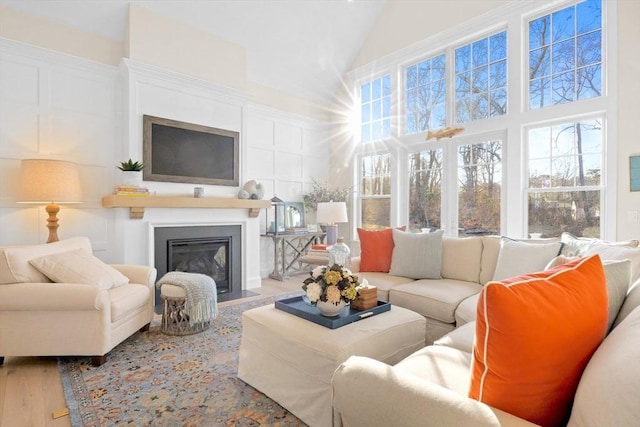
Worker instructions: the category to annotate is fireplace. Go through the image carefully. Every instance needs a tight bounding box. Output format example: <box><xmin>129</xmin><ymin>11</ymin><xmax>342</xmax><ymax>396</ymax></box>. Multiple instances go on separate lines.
<box><xmin>154</xmin><ymin>225</ymin><xmax>242</xmax><ymax>311</ymax></box>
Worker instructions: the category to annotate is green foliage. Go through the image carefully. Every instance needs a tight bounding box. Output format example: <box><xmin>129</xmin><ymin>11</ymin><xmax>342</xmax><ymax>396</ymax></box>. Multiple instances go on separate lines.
<box><xmin>117</xmin><ymin>159</ymin><xmax>144</xmax><ymax>171</ymax></box>
<box><xmin>302</xmin><ymin>179</ymin><xmax>351</xmax><ymax>211</ymax></box>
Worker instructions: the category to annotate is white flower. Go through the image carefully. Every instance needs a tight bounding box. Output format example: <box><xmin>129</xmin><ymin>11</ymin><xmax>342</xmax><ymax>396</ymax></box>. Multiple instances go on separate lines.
<box><xmin>311</xmin><ymin>265</ymin><xmax>325</xmax><ymax>279</ymax></box>
<box><xmin>305</xmin><ymin>282</ymin><xmax>322</xmax><ymax>302</ymax></box>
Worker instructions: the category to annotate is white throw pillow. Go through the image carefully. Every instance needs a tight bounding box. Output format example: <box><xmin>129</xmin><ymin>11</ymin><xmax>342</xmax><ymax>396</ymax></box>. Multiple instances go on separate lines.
<box><xmin>568</xmin><ymin>306</ymin><xmax>640</xmax><ymax>427</ymax></box>
<box><xmin>561</xmin><ymin>232</ymin><xmax>639</xmax><ymax>257</ymax></box>
<box><xmin>29</xmin><ymin>248</ymin><xmax>129</xmax><ymax>290</ymax></box>
<box><xmin>389</xmin><ymin>229</ymin><xmax>444</xmax><ymax>279</ymax></box>
<box><xmin>0</xmin><ymin>236</ymin><xmax>92</xmax><ymax>284</ymax></box>
<box><xmin>584</xmin><ymin>243</ymin><xmax>640</xmax><ymax>283</ymax></box>
<box><xmin>492</xmin><ymin>238</ymin><xmax>563</xmax><ymax>281</ymax></box>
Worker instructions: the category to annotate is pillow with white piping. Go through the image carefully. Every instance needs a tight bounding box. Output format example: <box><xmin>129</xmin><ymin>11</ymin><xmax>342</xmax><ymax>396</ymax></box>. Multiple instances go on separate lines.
<box><xmin>492</xmin><ymin>238</ymin><xmax>563</xmax><ymax>281</ymax></box>
<box><xmin>29</xmin><ymin>248</ymin><xmax>129</xmax><ymax>290</ymax></box>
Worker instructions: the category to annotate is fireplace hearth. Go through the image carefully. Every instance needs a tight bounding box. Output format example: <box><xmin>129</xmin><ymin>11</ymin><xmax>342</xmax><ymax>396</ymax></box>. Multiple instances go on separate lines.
<box><xmin>154</xmin><ymin>225</ymin><xmax>242</xmax><ymax>311</ymax></box>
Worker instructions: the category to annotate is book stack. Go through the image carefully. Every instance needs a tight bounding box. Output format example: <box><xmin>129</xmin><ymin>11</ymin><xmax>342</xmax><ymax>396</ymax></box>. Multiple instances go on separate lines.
<box><xmin>113</xmin><ymin>186</ymin><xmax>150</xmax><ymax>197</ymax></box>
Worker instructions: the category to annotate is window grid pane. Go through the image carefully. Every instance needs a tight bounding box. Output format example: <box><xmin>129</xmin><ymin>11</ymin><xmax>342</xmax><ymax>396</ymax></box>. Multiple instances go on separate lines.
<box><xmin>404</xmin><ymin>54</ymin><xmax>446</xmax><ymax>135</ymax></box>
<box><xmin>409</xmin><ymin>149</ymin><xmax>443</xmax><ymax>231</ymax></box>
<box><xmin>360</xmin><ymin>153</ymin><xmax>391</xmax><ymax>230</ymax></box>
<box><xmin>529</xmin><ymin>0</ymin><xmax>602</xmax><ymax>109</ymax></box>
<box><xmin>361</xmin><ymin>75</ymin><xmax>392</xmax><ymax>143</ymax></box>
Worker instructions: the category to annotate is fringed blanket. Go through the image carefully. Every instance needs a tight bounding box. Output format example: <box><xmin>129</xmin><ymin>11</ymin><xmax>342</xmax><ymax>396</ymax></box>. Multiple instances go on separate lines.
<box><xmin>156</xmin><ymin>272</ymin><xmax>218</xmax><ymax>326</ymax></box>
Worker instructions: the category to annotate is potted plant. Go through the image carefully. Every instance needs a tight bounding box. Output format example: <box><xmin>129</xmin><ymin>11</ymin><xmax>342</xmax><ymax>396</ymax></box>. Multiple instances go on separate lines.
<box><xmin>117</xmin><ymin>159</ymin><xmax>144</xmax><ymax>187</ymax></box>
<box><xmin>302</xmin><ymin>179</ymin><xmax>351</xmax><ymax>211</ymax></box>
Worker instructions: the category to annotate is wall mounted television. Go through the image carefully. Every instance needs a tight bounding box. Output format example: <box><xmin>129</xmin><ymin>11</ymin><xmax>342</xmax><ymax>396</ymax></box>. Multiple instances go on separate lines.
<box><xmin>142</xmin><ymin>115</ymin><xmax>239</xmax><ymax>187</ymax></box>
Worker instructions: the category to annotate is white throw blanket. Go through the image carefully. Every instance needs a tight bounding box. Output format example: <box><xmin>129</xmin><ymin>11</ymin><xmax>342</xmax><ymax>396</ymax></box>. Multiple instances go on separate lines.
<box><xmin>156</xmin><ymin>272</ymin><xmax>218</xmax><ymax>326</ymax></box>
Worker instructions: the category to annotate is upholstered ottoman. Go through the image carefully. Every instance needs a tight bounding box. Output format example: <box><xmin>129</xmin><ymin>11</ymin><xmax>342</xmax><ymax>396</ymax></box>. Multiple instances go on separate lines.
<box><xmin>237</xmin><ymin>304</ymin><xmax>426</xmax><ymax>427</ymax></box>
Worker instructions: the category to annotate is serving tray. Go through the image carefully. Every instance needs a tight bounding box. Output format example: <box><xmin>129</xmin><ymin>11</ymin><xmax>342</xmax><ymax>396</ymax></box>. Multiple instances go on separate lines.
<box><xmin>274</xmin><ymin>296</ymin><xmax>391</xmax><ymax>329</ymax></box>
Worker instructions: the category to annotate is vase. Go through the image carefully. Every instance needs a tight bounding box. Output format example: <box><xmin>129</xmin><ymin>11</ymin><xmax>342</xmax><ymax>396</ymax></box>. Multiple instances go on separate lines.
<box><xmin>316</xmin><ymin>299</ymin><xmax>347</xmax><ymax>317</ymax></box>
<box><xmin>121</xmin><ymin>171</ymin><xmax>142</xmax><ymax>187</ymax></box>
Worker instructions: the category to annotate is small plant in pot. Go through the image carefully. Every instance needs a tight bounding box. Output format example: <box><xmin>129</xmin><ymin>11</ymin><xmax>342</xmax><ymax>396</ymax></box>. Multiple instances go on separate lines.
<box><xmin>117</xmin><ymin>159</ymin><xmax>144</xmax><ymax>187</ymax></box>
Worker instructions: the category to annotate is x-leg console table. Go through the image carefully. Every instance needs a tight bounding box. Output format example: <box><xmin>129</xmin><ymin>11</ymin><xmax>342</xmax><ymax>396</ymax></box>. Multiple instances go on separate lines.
<box><xmin>263</xmin><ymin>232</ymin><xmax>325</xmax><ymax>280</ymax></box>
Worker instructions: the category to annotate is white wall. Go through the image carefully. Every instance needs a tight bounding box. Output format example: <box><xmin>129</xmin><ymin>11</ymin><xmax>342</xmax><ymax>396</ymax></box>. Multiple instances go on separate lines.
<box><xmin>0</xmin><ymin>39</ymin><xmax>331</xmax><ymax>285</ymax></box>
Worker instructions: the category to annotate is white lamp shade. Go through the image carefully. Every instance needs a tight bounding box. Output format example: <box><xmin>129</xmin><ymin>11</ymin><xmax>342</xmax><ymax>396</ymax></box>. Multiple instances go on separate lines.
<box><xmin>18</xmin><ymin>159</ymin><xmax>82</xmax><ymax>203</ymax></box>
<box><xmin>316</xmin><ymin>202</ymin><xmax>348</xmax><ymax>224</ymax></box>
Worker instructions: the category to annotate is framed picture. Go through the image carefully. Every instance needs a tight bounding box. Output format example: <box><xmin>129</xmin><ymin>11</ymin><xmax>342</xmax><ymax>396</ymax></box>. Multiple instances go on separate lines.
<box><xmin>307</xmin><ymin>224</ymin><xmax>319</xmax><ymax>232</ymax></box>
<box><xmin>631</xmin><ymin>155</ymin><xmax>640</xmax><ymax>192</ymax></box>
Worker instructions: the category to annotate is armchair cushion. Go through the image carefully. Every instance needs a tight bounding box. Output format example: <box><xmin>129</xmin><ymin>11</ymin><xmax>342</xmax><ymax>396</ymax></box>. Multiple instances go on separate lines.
<box><xmin>29</xmin><ymin>248</ymin><xmax>129</xmax><ymax>290</ymax></box>
<box><xmin>470</xmin><ymin>255</ymin><xmax>608</xmax><ymax>427</ymax></box>
<box><xmin>0</xmin><ymin>236</ymin><xmax>92</xmax><ymax>284</ymax></box>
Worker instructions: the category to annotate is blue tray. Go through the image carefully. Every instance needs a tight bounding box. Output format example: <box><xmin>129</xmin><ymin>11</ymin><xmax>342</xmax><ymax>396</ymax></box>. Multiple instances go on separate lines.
<box><xmin>274</xmin><ymin>296</ymin><xmax>391</xmax><ymax>329</ymax></box>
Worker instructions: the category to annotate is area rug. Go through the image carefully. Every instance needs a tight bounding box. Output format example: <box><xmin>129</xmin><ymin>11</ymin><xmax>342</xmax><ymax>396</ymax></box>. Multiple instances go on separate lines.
<box><xmin>58</xmin><ymin>293</ymin><xmax>306</xmax><ymax>426</ymax></box>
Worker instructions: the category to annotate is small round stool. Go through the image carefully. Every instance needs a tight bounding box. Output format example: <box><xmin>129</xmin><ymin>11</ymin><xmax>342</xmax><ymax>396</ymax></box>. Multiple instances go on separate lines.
<box><xmin>160</xmin><ymin>284</ymin><xmax>211</xmax><ymax>336</ymax></box>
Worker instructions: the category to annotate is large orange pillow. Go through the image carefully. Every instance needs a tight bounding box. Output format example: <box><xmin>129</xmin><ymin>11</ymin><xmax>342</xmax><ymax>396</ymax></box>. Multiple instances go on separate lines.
<box><xmin>357</xmin><ymin>228</ymin><xmax>401</xmax><ymax>272</ymax></box>
<box><xmin>469</xmin><ymin>255</ymin><xmax>608</xmax><ymax>427</ymax></box>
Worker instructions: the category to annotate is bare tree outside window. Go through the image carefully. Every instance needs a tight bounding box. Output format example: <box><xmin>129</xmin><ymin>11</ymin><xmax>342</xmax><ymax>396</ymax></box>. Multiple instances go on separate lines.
<box><xmin>528</xmin><ymin>119</ymin><xmax>602</xmax><ymax>237</ymax></box>
<box><xmin>529</xmin><ymin>0</ymin><xmax>602</xmax><ymax>109</ymax></box>
<box><xmin>360</xmin><ymin>153</ymin><xmax>391</xmax><ymax>229</ymax></box>
<box><xmin>405</xmin><ymin>54</ymin><xmax>446</xmax><ymax>134</ymax></box>
<box><xmin>409</xmin><ymin>149</ymin><xmax>443</xmax><ymax>231</ymax></box>
<box><xmin>458</xmin><ymin>141</ymin><xmax>502</xmax><ymax>236</ymax></box>
<box><xmin>455</xmin><ymin>31</ymin><xmax>507</xmax><ymax>123</ymax></box>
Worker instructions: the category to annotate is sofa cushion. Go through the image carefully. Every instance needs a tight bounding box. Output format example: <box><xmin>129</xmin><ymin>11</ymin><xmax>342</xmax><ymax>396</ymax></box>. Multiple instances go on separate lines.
<box><xmin>568</xmin><ymin>306</ymin><xmax>640</xmax><ymax>427</ymax></box>
<box><xmin>389</xmin><ymin>229</ymin><xmax>443</xmax><ymax>279</ymax></box>
<box><xmin>0</xmin><ymin>237</ymin><xmax>92</xmax><ymax>284</ymax></box>
<box><xmin>561</xmin><ymin>231</ymin><xmax>639</xmax><ymax>257</ymax></box>
<box><xmin>389</xmin><ymin>279</ymin><xmax>482</xmax><ymax>324</ymax></box>
<box><xmin>441</xmin><ymin>237</ymin><xmax>483</xmax><ymax>283</ymax></box>
<box><xmin>357</xmin><ymin>228</ymin><xmax>395</xmax><ymax>273</ymax></box>
<box><xmin>584</xmin><ymin>243</ymin><xmax>640</xmax><ymax>283</ymax></box>
<box><xmin>492</xmin><ymin>237</ymin><xmax>562</xmax><ymax>281</ymax></box>
<box><xmin>434</xmin><ymin>320</ymin><xmax>476</xmax><ymax>353</ymax></box>
<box><xmin>29</xmin><ymin>248</ymin><xmax>129</xmax><ymax>290</ymax></box>
<box><xmin>469</xmin><ymin>255</ymin><xmax>608</xmax><ymax>427</ymax></box>
<box><xmin>614</xmin><ymin>279</ymin><xmax>640</xmax><ymax>328</ymax></box>
<box><xmin>454</xmin><ymin>293</ymin><xmax>479</xmax><ymax>326</ymax></box>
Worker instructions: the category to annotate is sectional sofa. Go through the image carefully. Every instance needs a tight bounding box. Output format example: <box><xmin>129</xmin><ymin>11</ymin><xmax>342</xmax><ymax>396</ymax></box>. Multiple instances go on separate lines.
<box><xmin>332</xmin><ymin>229</ymin><xmax>640</xmax><ymax>426</ymax></box>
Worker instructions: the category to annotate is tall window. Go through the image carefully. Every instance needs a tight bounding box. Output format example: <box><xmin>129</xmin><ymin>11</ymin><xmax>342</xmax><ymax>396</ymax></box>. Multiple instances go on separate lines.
<box><xmin>527</xmin><ymin>118</ymin><xmax>602</xmax><ymax>237</ymax></box>
<box><xmin>360</xmin><ymin>153</ymin><xmax>391</xmax><ymax>229</ymax></box>
<box><xmin>455</xmin><ymin>31</ymin><xmax>507</xmax><ymax>123</ymax></box>
<box><xmin>529</xmin><ymin>0</ymin><xmax>602</xmax><ymax>109</ymax></box>
<box><xmin>409</xmin><ymin>149</ymin><xmax>443</xmax><ymax>231</ymax></box>
<box><xmin>361</xmin><ymin>75</ymin><xmax>392</xmax><ymax>143</ymax></box>
<box><xmin>405</xmin><ymin>54</ymin><xmax>446</xmax><ymax>135</ymax></box>
<box><xmin>458</xmin><ymin>141</ymin><xmax>502</xmax><ymax>236</ymax></box>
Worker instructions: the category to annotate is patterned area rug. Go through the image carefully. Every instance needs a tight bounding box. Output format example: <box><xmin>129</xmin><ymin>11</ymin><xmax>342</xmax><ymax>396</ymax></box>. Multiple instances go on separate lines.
<box><xmin>58</xmin><ymin>293</ymin><xmax>307</xmax><ymax>426</ymax></box>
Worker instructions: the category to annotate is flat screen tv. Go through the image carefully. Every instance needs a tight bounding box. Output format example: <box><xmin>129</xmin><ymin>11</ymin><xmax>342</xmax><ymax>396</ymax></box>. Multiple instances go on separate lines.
<box><xmin>142</xmin><ymin>115</ymin><xmax>239</xmax><ymax>187</ymax></box>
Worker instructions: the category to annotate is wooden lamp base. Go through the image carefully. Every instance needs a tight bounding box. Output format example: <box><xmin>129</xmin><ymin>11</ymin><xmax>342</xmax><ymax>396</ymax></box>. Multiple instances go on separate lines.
<box><xmin>45</xmin><ymin>203</ymin><xmax>60</xmax><ymax>243</ymax></box>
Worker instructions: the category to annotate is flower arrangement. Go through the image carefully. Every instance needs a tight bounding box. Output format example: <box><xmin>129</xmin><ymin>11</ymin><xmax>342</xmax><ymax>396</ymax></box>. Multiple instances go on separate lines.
<box><xmin>302</xmin><ymin>263</ymin><xmax>361</xmax><ymax>305</ymax></box>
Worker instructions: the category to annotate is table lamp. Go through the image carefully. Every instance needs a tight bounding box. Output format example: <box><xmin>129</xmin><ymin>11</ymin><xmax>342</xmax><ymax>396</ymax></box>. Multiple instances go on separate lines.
<box><xmin>316</xmin><ymin>201</ymin><xmax>348</xmax><ymax>246</ymax></box>
<box><xmin>18</xmin><ymin>159</ymin><xmax>82</xmax><ymax>243</ymax></box>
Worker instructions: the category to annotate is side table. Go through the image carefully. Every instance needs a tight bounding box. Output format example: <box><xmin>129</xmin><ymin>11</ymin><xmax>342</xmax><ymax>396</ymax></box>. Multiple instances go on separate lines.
<box><xmin>263</xmin><ymin>232</ymin><xmax>325</xmax><ymax>280</ymax></box>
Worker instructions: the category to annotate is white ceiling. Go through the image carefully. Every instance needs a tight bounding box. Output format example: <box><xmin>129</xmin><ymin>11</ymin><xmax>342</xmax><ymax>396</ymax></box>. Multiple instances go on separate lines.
<box><xmin>1</xmin><ymin>0</ymin><xmax>388</xmax><ymax>106</ymax></box>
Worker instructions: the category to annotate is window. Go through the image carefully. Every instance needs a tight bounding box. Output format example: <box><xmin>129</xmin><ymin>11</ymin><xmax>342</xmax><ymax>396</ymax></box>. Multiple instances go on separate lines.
<box><xmin>455</xmin><ymin>31</ymin><xmax>507</xmax><ymax>123</ymax></box>
<box><xmin>360</xmin><ymin>153</ymin><xmax>391</xmax><ymax>229</ymax></box>
<box><xmin>405</xmin><ymin>54</ymin><xmax>446</xmax><ymax>135</ymax></box>
<box><xmin>361</xmin><ymin>75</ymin><xmax>392</xmax><ymax>143</ymax></box>
<box><xmin>409</xmin><ymin>149</ymin><xmax>443</xmax><ymax>231</ymax></box>
<box><xmin>529</xmin><ymin>0</ymin><xmax>602</xmax><ymax>109</ymax></box>
<box><xmin>457</xmin><ymin>141</ymin><xmax>502</xmax><ymax>236</ymax></box>
<box><xmin>527</xmin><ymin>118</ymin><xmax>602</xmax><ymax>237</ymax></box>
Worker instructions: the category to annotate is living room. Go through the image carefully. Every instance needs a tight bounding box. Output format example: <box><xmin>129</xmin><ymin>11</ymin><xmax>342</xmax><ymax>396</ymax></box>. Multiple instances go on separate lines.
<box><xmin>0</xmin><ymin>0</ymin><xmax>639</xmax><ymax>425</ymax></box>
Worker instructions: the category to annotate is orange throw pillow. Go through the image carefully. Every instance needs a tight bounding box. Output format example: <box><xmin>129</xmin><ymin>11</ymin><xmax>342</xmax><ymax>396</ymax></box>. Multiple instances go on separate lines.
<box><xmin>357</xmin><ymin>228</ymin><xmax>397</xmax><ymax>272</ymax></box>
<box><xmin>469</xmin><ymin>255</ymin><xmax>608</xmax><ymax>427</ymax></box>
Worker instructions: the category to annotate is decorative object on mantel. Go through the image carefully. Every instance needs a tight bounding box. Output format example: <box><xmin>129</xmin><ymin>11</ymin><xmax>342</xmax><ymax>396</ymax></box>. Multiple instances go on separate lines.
<box><xmin>117</xmin><ymin>158</ymin><xmax>144</xmax><ymax>187</ymax></box>
<box><xmin>316</xmin><ymin>201</ymin><xmax>348</xmax><ymax>246</ymax></box>
<box><xmin>302</xmin><ymin>264</ymin><xmax>362</xmax><ymax>317</ymax></box>
<box><xmin>302</xmin><ymin>178</ymin><xmax>351</xmax><ymax>211</ymax></box>
<box><xmin>113</xmin><ymin>186</ymin><xmax>150</xmax><ymax>197</ymax></box>
<box><xmin>17</xmin><ymin>159</ymin><xmax>82</xmax><ymax>243</ymax></box>
<box><xmin>266</xmin><ymin>196</ymin><xmax>285</xmax><ymax>235</ymax></box>
<box><xmin>239</xmin><ymin>180</ymin><xmax>264</xmax><ymax>200</ymax></box>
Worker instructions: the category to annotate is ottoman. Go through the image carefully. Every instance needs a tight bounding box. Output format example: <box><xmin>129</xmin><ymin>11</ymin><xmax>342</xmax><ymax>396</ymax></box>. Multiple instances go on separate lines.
<box><xmin>160</xmin><ymin>284</ymin><xmax>211</xmax><ymax>335</ymax></box>
<box><xmin>238</xmin><ymin>304</ymin><xmax>426</xmax><ymax>427</ymax></box>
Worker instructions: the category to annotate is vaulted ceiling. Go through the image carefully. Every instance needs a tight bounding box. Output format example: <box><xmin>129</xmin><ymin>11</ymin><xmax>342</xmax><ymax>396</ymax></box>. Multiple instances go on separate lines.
<box><xmin>1</xmin><ymin>0</ymin><xmax>388</xmax><ymax>105</ymax></box>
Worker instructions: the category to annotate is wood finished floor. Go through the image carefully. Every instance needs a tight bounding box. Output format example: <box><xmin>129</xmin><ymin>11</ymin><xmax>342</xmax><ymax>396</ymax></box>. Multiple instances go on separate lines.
<box><xmin>0</xmin><ymin>274</ymin><xmax>304</xmax><ymax>427</ymax></box>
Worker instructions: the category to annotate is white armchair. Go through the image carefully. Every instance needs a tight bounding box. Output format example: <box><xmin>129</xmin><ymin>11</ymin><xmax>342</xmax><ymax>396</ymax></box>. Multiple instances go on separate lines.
<box><xmin>0</xmin><ymin>237</ymin><xmax>156</xmax><ymax>366</ymax></box>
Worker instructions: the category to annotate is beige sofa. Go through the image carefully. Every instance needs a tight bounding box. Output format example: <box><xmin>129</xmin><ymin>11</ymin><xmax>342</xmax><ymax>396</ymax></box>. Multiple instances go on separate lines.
<box><xmin>0</xmin><ymin>237</ymin><xmax>157</xmax><ymax>366</ymax></box>
<box><xmin>332</xmin><ymin>266</ymin><xmax>640</xmax><ymax>426</ymax></box>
